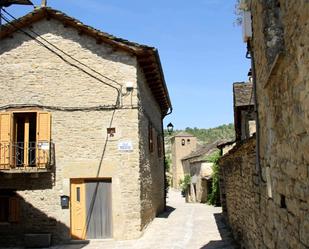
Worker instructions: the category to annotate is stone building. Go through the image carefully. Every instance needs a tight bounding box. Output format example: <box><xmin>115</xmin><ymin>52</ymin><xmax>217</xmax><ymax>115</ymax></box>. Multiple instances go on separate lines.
<box><xmin>171</xmin><ymin>132</ymin><xmax>197</xmax><ymax>188</ymax></box>
<box><xmin>233</xmin><ymin>82</ymin><xmax>256</xmax><ymax>140</ymax></box>
<box><xmin>219</xmin><ymin>1</ymin><xmax>309</xmax><ymax>249</ymax></box>
<box><xmin>0</xmin><ymin>7</ymin><xmax>172</xmax><ymax>246</ymax></box>
<box><xmin>181</xmin><ymin>142</ymin><xmax>220</xmax><ymax>203</ymax></box>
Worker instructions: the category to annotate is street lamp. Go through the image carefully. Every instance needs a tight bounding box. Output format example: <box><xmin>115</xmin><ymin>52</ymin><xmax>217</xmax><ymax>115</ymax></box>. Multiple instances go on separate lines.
<box><xmin>167</xmin><ymin>122</ymin><xmax>174</xmax><ymax>135</ymax></box>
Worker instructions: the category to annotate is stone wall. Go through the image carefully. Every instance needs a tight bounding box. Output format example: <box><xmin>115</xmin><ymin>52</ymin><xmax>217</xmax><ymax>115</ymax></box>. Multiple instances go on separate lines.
<box><xmin>0</xmin><ymin>17</ymin><xmax>164</xmax><ymax>245</ymax></box>
<box><xmin>219</xmin><ymin>137</ymin><xmax>262</xmax><ymax>249</ymax></box>
<box><xmin>220</xmin><ymin>1</ymin><xmax>309</xmax><ymax>248</ymax></box>
<box><xmin>251</xmin><ymin>0</ymin><xmax>309</xmax><ymax>248</ymax></box>
<box><xmin>137</xmin><ymin>65</ymin><xmax>165</xmax><ymax>231</ymax></box>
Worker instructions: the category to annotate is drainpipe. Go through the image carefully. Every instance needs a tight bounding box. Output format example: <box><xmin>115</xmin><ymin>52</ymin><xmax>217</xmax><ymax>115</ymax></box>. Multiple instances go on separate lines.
<box><xmin>247</xmin><ymin>41</ymin><xmax>265</xmax><ymax>183</ymax></box>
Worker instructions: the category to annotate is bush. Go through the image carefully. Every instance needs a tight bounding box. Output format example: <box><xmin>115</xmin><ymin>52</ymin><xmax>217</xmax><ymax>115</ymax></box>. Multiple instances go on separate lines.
<box><xmin>207</xmin><ymin>151</ymin><xmax>221</xmax><ymax>206</ymax></box>
<box><xmin>179</xmin><ymin>174</ymin><xmax>191</xmax><ymax>193</ymax></box>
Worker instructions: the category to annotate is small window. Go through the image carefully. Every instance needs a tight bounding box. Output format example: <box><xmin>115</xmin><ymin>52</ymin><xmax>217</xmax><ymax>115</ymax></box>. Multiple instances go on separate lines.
<box><xmin>187</xmin><ymin>139</ymin><xmax>191</xmax><ymax>144</ymax></box>
<box><xmin>0</xmin><ymin>190</ymin><xmax>20</xmax><ymax>223</ymax></box>
<box><xmin>76</xmin><ymin>187</ymin><xmax>80</xmax><ymax>202</ymax></box>
<box><xmin>149</xmin><ymin>122</ymin><xmax>154</xmax><ymax>153</ymax></box>
<box><xmin>181</xmin><ymin>139</ymin><xmax>185</xmax><ymax>146</ymax></box>
<box><xmin>0</xmin><ymin>197</ymin><xmax>9</xmax><ymax>222</ymax></box>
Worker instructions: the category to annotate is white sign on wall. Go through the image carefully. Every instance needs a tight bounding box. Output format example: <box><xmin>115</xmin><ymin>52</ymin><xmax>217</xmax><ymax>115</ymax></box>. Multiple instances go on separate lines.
<box><xmin>118</xmin><ymin>141</ymin><xmax>133</xmax><ymax>152</ymax></box>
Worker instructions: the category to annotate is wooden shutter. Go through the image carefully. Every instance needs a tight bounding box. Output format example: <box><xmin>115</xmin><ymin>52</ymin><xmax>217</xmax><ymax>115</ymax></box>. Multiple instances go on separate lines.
<box><xmin>149</xmin><ymin>122</ymin><xmax>154</xmax><ymax>153</ymax></box>
<box><xmin>0</xmin><ymin>113</ymin><xmax>12</xmax><ymax>169</ymax></box>
<box><xmin>36</xmin><ymin>112</ymin><xmax>51</xmax><ymax>168</ymax></box>
<box><xmin>8</xmin><ymin>196</ymin><xmax>20</xmax><ymax>223</ymax></box>
<box><xmin>157</xmin><ymin>134</ymin><xmax>162</xmax><ymax>158</ymax></box>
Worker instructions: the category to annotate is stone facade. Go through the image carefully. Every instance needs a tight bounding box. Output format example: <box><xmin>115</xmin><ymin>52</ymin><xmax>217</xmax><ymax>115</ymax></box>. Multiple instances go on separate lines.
<box><xmin>0</xmin><ymin>9</ymin><xmax>170</xmax><ymax>246</ymax></box>
<box><xmin>219</xmin><ymin>1</ymin><xmax>309</xmax><ymax>249</ymax></box>
<box><xmin>171</xmin><ymin>132</ymin><xmax>197</xmax><ymax>188</ymax></box>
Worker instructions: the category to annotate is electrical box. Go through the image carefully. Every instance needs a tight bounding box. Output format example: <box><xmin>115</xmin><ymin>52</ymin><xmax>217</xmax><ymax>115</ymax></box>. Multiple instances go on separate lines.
<box><xmin>242</xmin><ymin>11</ymin><xmax>252</xmax><ymax>42</ymax></box>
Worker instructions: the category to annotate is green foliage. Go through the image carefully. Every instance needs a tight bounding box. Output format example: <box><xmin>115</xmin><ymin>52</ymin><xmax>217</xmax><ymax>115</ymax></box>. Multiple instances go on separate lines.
<box><xmin>165</xmin><ymin>154</ymin><xmax>172</xmax><ymax>172</ymax></box>
<box><xmin>207</xmin><ymin>152</ymin><xmax>221</xmax><ymax>206</ymax></box>
<box><xmin>183</xmin><ymin>123</ymin><xmax>235</xmax><ymax>145</ymax></box>
<box><xmin>179</xmin><ymin>174</ymin><xmax>191</xmax><ymax>193</ymax></box>
<box><xmin>164</xmin><ymin>157</ymin><xmax>171</xmax><ymax>190</ymax></box>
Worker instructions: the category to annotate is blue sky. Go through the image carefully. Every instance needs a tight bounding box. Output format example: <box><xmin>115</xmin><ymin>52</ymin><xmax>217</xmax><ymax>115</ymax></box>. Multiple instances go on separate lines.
<box><xmin>4</xmin><ymin>0</ymin><xmax>250</xmax><ymax>130</ymax></box>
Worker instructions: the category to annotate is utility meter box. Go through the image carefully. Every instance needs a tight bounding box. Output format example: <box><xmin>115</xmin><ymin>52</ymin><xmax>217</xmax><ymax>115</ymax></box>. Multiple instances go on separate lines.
<box><xmin>242</xmin><ymin>11</ymin><xmax>252</xmax><ymax>42</ymax></box>
<box><xmin>60</xmin><ymin>195</ymin><xmax>69</xmax><ymax>209</ymax></box>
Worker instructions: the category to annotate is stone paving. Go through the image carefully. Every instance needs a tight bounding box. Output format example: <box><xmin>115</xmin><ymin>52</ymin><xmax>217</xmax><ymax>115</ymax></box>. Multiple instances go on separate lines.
<box><xmin>47</xmin><ymin>190</ymin><xmax>237</xmax><ymax>249</ymax></box>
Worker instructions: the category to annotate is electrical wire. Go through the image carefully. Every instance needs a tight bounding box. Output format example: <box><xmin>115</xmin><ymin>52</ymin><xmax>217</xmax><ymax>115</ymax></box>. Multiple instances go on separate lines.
<box><xmin>2</xmin><ymin>8</ymin><xmax>123</xmax><ymax>88</ymax></box>
<box><xmin>0</xmin><ymin>13</ymin><xmax>121</xmax><ymax>107</ymax></box>
<box><xmin>0</xmin><ymin>103</ymin><xmax>138</xmax><ymax>112</ymax></box>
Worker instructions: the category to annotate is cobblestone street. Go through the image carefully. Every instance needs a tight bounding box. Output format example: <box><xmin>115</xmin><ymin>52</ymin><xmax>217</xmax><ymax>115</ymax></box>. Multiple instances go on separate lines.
<box><xmin>50</xmin><ymin>189</ymin><xmax>237</xmax><ymax>249</ymax></box>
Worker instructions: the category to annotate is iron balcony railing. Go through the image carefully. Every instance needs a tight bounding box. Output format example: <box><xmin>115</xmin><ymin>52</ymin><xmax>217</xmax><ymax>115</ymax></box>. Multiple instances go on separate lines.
<box><xmin>0</xmin><ymin>141</ymin><xmax>54</xmax><ymax>171</ymax></box>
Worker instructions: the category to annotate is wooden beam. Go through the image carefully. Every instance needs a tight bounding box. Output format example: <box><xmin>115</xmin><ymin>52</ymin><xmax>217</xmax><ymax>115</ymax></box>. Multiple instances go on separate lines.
<box><xmin>144</xmin><ymin>72</ymin><xmax>159</xmax><ymax>78</ymax></box>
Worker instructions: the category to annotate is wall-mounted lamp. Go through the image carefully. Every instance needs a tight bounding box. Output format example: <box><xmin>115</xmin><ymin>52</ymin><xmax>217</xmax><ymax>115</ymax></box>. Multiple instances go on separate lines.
<box><xmin>167</xmin><ymin>122</ymin><xmax>174</xmax><ymax>135</ymax></box>
<box><xmin>125</xmin><ymin>82</ymin><xmax>134</xmax><ymax>92</ymax></box>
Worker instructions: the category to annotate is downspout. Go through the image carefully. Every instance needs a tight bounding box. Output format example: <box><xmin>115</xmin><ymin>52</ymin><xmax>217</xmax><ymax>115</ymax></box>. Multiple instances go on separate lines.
<box><xmin>162</xmin><ymin>107</ymin><xmax>173</xmax><ymax>210</ymax></box>
<box><xmin>247</xmin><ymin>40</ymin><xmax>265</xmax><ymax>183</ymax></box>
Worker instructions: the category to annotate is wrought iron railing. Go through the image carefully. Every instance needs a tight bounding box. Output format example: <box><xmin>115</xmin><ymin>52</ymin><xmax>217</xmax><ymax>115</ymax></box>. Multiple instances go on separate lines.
<box><xmin>0</xmin><ymin>141</ymin><xmax>54</xmax><ymax>171</ymax></box>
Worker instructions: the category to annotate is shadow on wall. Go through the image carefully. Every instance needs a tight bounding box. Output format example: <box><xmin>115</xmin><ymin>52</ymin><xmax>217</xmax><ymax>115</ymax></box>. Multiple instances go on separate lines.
<box><xmin>0</xmin><ymin>192</ymin><xmax>89</xmax><ymax>248</ymax></box>
<box><xmin>199</xmin><ymin>213</ymin><xmax>239</xmax><ymax>249</ymax></box>
<box><xmin>0</xmin><ymin>172</ymin><xmax>55</xmax><ymax>190</ymax></box>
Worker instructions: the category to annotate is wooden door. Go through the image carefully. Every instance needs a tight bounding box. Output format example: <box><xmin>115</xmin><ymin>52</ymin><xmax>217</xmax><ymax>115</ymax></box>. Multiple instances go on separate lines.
<box><xmin>85</xmin><ymin>180</ymin><xmax>112</xmax><ymax>239</ymax></box>
<box><xmin>71</xmin><ymin>179</ymin><xmax>86</xmax><ymax>239</ymax></box>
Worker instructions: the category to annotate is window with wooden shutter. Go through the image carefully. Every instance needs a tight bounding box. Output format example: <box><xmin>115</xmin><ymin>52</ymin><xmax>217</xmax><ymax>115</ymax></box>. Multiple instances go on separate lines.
<box><xmin>0</xmin><ymin>190</ymin><xmax>20</xmax><ymax>223</ymax></box>
<box><xmin>149</xmin><ymin>122</ymin><xmax>154</xmax><ymax>153</ymax></box>
<box><xmin>8</xmin><ymin>196</ymin><xmax>20</xmax><ymax>223</ymax></box>
<box><xmin>157</xmin><ymin>134</ymin><xmax>162</xmax><ymax>158</ymax></box>
<box><xmin>36</xmin><ymin>112</ymin><xmax>51</xmax><ymax>168</ymax></box>
<box><xmin>0</xmin><ymin>196</ymin><xmax>9</xmax><ymax>222</ymax></box>
<box><xmin>0</xmin><ymin>112</ymin><xmax>12</xmax><ymax>169</ymax></box>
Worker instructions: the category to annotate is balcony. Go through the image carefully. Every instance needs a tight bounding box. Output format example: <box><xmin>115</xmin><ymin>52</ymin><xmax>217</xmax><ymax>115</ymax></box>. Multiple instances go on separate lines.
<box><xmin>0</xmin><ymin>142</ymin><xmax>54</xmax><ymax>173</ymax></box>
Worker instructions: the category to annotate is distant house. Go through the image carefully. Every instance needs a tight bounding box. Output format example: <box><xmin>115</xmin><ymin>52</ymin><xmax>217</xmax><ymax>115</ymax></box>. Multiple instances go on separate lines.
<box><xmin>171</xmin><ymin>132</ymin><xmax>197</xmax><ymax>188</ymax></box>
<box><xmin>233</xmin><ymin>82</ymin><xmax>256</xmax><ymax>141</ymax></box>
<box><xmin>181</xmin><ymin>141</ymin><xmax>222</xmax><ymax>203</ymax></box>
<box><xmin>0</xmin><ymin>7</ymin><xmax>171</xmax><ymax>246</ymax></box>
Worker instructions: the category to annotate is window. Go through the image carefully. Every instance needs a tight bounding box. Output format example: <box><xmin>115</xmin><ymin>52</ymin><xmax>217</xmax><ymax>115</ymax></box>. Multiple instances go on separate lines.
<box><xmin>181</xmin><ymin>139</ymin><xmax>185</xmax><ymax>146</ymax></box>
<box><xmin>0</xmin><ymin>111</ymin><xmax>51</xmax><ymax>168</ymax></box>
<box><xmin>76</xmin><ymin>187</ymin><xmax>80</xmax><ymax>202</ymax></box>
<box><xmin>148</xmin><ymin>122</ymin><xmax>154</xmax><ymax>153</ymax></box>
<box><xmin>0</xmin><ymin>196</ymin><xmax>9</xmax><ymax>222</ymax></box>
<box><xmin>0</xmin><ymin>190</ymin><xmax>19</xmax><ymax>223</ymax></box>
<box><xmin>157</xmin><ymin>134</ymin><xmax>162</xmax><ymax>158</ymax></box>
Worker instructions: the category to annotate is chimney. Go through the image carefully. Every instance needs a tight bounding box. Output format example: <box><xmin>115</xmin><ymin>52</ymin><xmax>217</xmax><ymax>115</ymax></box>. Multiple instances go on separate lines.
<box><xmin>41</xmin><ymin>0</ymin><xmax>47</xmax><ymax>7</ymax></box>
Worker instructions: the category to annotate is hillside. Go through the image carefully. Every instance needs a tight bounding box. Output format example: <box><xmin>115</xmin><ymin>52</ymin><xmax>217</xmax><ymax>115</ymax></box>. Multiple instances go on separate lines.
<box><xmin>164</xmin><ymin>123</ymin><xmax>235</xmax><ymax>155</ymax></box>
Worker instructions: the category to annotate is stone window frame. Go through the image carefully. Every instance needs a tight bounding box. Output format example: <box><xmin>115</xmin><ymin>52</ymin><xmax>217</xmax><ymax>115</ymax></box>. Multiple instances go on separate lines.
<box><xmin>262</xmin><ymin>0</ymin><xmax>285</xmax><ymax>66</ymax></box>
